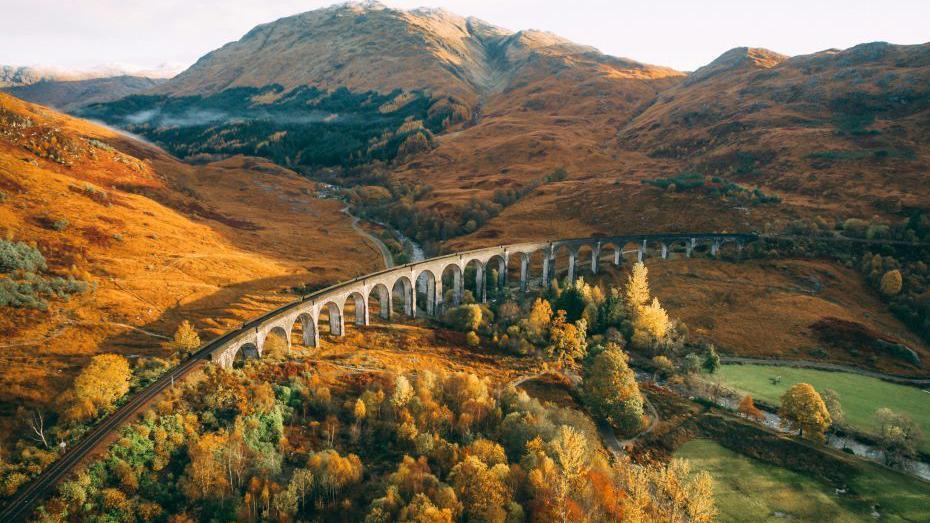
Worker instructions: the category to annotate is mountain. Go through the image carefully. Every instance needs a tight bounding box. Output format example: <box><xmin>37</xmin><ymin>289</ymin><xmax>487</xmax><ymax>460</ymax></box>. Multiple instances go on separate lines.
<box><xmin>152</xmin><ymin>1</ymin><xmax>679</xmax><ymax>104</ymax></box>
<box><xmin>79</xmin><ymin>3</ymin><xmax>930</xmax><ymax>248</ymax></box>
<box><xmin>0</xmin><ymin>65</ymin><xmax>101</xmax><ymax>87</ymax></box>
<box><xmin>1</xmin><ymin>75</ymin><xmax>166</xmax><ymax>111</ymax></box>
<box><xmin>78</xmin><ymin>1</ymin><xmax>683</xmax><ymax>243</ymax></box>
<box><xmin>617</xmin><ymin>42</ymin><xmax>930</xmax><ymax>222</ymax></box>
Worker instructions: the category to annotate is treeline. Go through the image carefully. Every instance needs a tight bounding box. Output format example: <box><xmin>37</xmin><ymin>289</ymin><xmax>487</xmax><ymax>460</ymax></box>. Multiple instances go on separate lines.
<box><xmin>346</xmin><ymin>169</ymin><xmax>568</xmax><ymax>253</ymax></box>
<box><xmin>641</xmin><ymin>172</ymin><xmax>781</xmax><ymax>205</ymax></box>
<box><xmin>761</xmin><ymin>210</ymin><xmax>930</xmax><ymax>346</ymax></box>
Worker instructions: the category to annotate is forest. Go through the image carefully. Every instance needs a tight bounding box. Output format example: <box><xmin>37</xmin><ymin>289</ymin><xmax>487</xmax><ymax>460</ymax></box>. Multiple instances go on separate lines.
<box><xmin>4</xmin><ymin>262</ymin><xmax>727</xmax><ymax>522</ymax></box>
<box><xmin>77</xmin><ymin>86</ymin><xmax>471</xmax><ymax>169</ymax></box>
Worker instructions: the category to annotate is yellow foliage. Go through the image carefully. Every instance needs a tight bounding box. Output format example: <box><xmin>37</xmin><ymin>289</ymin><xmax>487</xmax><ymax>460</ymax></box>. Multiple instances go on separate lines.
<box><xmin>625</xmin><ymin>262</ymin><xmax>651</xmax><ymax>316</ymax></box>
<box><xmin>779</xmin><ymin>383</ymin><xmax>832</xmax><ymax>441</ymax></box>
<box><xmin>69</xmin><ymin>353</ymin><xmax>131</xmax><ymax>420</ymax></box>
<box><xmin>167</xmin><ymin>320</ymin><xmax>201</xmax><ymax>357</ymax></box>
<box><xmin>636</xmin><ymin>297</ymin><xmax>669</xmax><ymax>339</ymax></box>
<box><xmin>880</xmin><ymin>269</ymin><xmax>903</xmax><ymax>296</ymax></box>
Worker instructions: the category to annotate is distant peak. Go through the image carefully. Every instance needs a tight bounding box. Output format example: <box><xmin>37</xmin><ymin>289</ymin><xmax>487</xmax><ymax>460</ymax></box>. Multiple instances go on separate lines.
<box><xmin>717</xmin><ymin>47</ymin><xmax>788</xmax><ymax>68</ymax></box>
<box><xmin>685</xmin><ymin>46</ymin><xmax>787</xmax><ymax>85</ymax></box>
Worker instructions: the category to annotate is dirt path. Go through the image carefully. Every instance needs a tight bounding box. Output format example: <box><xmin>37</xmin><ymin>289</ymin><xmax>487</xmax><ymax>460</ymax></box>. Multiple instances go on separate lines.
<box><xmin>720</xmin><ymin>356</ymin><xmax>930</xmax><ymax>386</ymax></box>
<box><xmin>342</xmin><ymin>207</ymin><xmax>394</xmax><ymax>269</ymax></box>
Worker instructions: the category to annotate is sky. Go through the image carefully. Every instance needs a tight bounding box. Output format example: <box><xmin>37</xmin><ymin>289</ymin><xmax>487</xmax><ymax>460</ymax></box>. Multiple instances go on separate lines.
<box><xmin>2</xmin><ymin>0</ymin><xmax>928</xmax><ymax>75</ymax></box>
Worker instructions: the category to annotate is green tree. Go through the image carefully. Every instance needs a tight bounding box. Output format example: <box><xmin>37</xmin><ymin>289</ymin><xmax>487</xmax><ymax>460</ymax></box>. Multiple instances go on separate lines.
<box><xmin>875</xmin><ymin>408</ymin><xmax>924</xmax><ymax>467</ymax></box>
<box><xmin>702</xmin><ymin>345</ymin><xmax>720</xmax><ymax>374</ymax></box>
<box><xmin>581</xmin><ymin>343</ymin><xmax>644</xmax><ymax>434</ymax></box>
<box><xmin>779</xmin><ymin>383</ymin><xmax>831</xmax><ymax>441</ymax></box>
<box><xmin>553</xmin><ymin>284</ymin><xmax>586</xmax><ymax>323</ymax></box>
<box><xmin>820</xmin><ymin>388</ymin><xmax>845</xmax><ymax>426</ymax></box>
<box><xmin>681</xmin><ymin>353</ymin><xmax>702</xmax><ymax>375</ymax></box>
<box><xmin>447</xmin><ymin>304</ymin><xmax>482</xmax><ymax>332</ymax></box>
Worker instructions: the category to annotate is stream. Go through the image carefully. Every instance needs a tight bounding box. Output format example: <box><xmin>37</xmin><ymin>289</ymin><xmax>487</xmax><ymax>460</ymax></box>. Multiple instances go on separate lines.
<box><xmin>715</xmin><ymin>395</ymin><xmax>930</xmax><ymax>481</ymax></box>
<box><xmin>634</xmin><ymin>371</ymin><xmax>930</xmax><ymax>481</ymax></box>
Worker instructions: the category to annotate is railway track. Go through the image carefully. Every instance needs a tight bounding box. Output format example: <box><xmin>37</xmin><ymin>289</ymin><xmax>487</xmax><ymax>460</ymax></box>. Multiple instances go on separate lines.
<box><xmin>0</xmin><ymin>350</ymin><xmax>210</xmax><ymax>521</ymax></box>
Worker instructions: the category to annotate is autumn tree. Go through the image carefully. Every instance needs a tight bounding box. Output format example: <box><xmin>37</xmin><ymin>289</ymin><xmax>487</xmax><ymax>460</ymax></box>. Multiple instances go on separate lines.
<box><xmin>306</xmin><ymin>449</ymin><xmax>364</xmax><ymax>504</ymax></box>
<box><xmin>547</xmin><ymin>310</ymin><xmax>587</xmax><ymax>367</ymax></box>
<box><xmin>880</xmin><ymin>269</ymin><xmax>903</xmax><ymax>296</ymax></box>
<box><xmin>524</xmin><ymin>298</ymin><xmax>552</xmax><ymax>340</ymax></box>
<box><xmin>737</xmin><ymin>395</ymin><xmax>765</xmax><ymax>421</ymax></box>
<box><xmin>166</xmin><ymin>320</ymin><xmax>200</xmax><ymax>358</ymax></box>
<box><xmin>820</xmin><ymin>388</ymin><xmax>845</xmax><ymax>426</ymax></box>
<box><xmin>581</xmin><ymin>344</ymin><xmax>644</xmax><ymax>434</ymax></box>
<box><xmin>652</xmin><ymin>355</ymin><xmax>674</xmax><ymax>379</ymax></box>
<box><xmin>637</xmin><ymin>297</ymin><xmax>669</xmax><ymax>340</ymax></box>
<box><xmin>447</xmin><ymin>304</ymin><xmax>482</xmax><ymax>332</ymax></box>
<box><xmin>779</xmin><ymin>383</ymin><xmax>831</xmax><ymax>441</ymax></box>
<box><xmin>640</xmin><ymin>458</ymin><xmax>717</xmax><ymax>522</ymax></box>
<box><xmin>875</xmin><ymin>407</ymin><xmax>924</xmax><ymax>467</ymax></box>
<box><xmin>288</xmin><ymin>468</ymin><xmax>314</xmax><ymax>512</ymax></box>
<box><xmin>625</xmin><ymin>262</ymin><xmax>651</xmax><ymax>316</ymax></box>
<box><xmin>182</xmin><ymin>432</ymin><xmax>233</xmax><ymax>500</ymax></box>
<box><xmin>66</xmin><ymin>354</ymin><xmax>131</xmax><ymax>421</ymax></box>
<box><xmin>549</xmin><ymin>425</ymin><xmax>591</xmax><ymax>488</ymax></box>
<box><xmin>448</xmin><ymin>456</ymin><xmax>511</xmax><ymax>522</ymax></box>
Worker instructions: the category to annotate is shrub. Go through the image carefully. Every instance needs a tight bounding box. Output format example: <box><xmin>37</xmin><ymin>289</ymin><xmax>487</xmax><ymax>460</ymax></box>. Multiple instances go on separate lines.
<box><xmin>0</xmin><ymin>275</ymin><xmax>88</xmax><ymax>309</ymax></box>
<box><xmin>880</xmin><ymin>269</ymin><xmax>903</xmax><ymax>296</ymax></box>
<box><xmin>447</xmin><ymin>304</ymin><xmax>482</xmax><ymax>332</ymax></box>
<box><xmin>0</xmin><ymin>239</ymin><xmax>47</xmax><ymax>273</ymax></box>
<box><xmin>466</xmin><ymin>331</ymin><xmax>480</xmax><ymax>347</ymax></box>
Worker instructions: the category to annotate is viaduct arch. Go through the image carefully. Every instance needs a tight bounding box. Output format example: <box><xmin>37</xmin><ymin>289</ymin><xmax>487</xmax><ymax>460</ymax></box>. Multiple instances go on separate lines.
<box><xmin>210</xmin><ymin>233</ymin><xmax>756</xmax><ymax>368</ymax></box>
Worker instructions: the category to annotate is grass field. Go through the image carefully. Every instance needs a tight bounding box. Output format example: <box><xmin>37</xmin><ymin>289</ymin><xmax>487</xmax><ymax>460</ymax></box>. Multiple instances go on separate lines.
<box><xmin>676</xmin><ymin>439</ymin><xmax>930</xmax><ymax>522</ymax></box>
<box><xmin>712</xmin><ymin>364</ymin><xmax>930</xmax><ymax>453</ymax></box>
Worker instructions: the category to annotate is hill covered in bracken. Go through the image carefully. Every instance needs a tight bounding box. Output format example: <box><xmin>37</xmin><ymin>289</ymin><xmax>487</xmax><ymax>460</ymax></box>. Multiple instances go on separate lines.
<box><xmin>76</xmin><ymin>3</ymin><xmax>929</xmax><ymax>252</ymax></box>
<box><xmin>0</xmin><ymin>92</ymin><xmax>381</xmax><ymax>424</ymax></box>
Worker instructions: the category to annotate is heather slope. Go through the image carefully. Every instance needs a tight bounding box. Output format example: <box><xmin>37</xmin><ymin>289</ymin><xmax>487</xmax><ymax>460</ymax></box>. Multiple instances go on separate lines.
<box><xmin>619</xmin><ymin>42</ymin><xmax>930</xmax><ymax>221</ymax></box>
<box><xmin>0</xmin><ymin>92</ymin><xmax>381</xmax><ymax>417</ymax></box>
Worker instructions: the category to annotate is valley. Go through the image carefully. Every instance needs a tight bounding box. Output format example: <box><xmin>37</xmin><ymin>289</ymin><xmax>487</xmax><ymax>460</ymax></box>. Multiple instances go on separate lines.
<box><xmin>1</xmin><ymin>1</ymin><xmax>929</xmax><ymax>522</ymax></box>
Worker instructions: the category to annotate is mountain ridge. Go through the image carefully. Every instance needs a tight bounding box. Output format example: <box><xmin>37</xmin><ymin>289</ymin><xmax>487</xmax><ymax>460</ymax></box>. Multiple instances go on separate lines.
<box><xmin>152</xmin><ymin>1</ymin><xmax>682</xmax><ymax>104</ymax></box>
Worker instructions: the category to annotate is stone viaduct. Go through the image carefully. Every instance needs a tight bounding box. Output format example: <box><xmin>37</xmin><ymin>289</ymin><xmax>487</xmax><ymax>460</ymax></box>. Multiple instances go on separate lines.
<box><xmin>209</xmin><ymin>233</ymin><xmax>756</xmax><ymax>368</ymax></box>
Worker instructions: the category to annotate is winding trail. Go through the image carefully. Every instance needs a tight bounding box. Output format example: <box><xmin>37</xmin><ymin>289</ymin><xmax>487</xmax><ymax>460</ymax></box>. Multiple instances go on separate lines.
<box><xmin>720</xmin><ymin>357</ymin><xmax>930</xmax><ymax>386</ymax></box>
<box><xmin>342</xmin><ymin>207</ymin><xmax>394</xmax><ymax>268</ymax></box>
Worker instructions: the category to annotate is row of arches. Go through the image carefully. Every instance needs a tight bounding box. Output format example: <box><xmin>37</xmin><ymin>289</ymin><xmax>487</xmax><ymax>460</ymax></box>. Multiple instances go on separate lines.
<box><xmin>226</xmin><ymin>236</ymin><xmax>747</xmax><ymax>366</ymax></box>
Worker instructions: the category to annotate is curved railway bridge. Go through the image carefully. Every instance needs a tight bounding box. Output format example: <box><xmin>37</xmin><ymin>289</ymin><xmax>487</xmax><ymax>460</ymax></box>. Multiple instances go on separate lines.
<box><xmin>0</xmin><ymin>232</ymin><xmax>755</xmax><ymax>521</ymax></box>
<box><xmin>210</xmin><ymin>232</ymin><xmax>755</xmax><ymax>366</ymax></box>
